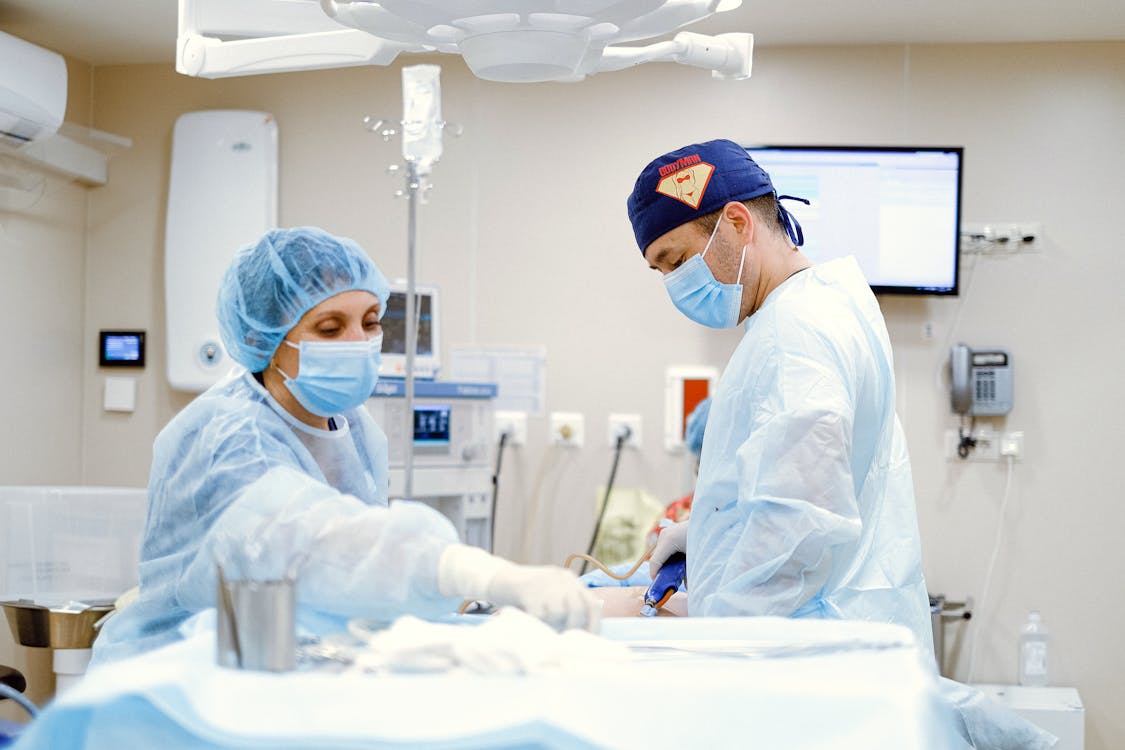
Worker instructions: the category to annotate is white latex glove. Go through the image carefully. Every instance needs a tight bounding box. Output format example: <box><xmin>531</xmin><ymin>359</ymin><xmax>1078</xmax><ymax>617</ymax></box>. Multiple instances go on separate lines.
<box><xmin>438</xmin><ymin>545</ymin><xmax>600</xmax><ymax>632</ymax></box>
<box><xmin>648</xmin><ymin>520</ymin><xmax>689</xmax><ymax>579</ymax></box>
<box><xmin>485</xmin><ymin>565</ymin><xmax>601</xmax><ymax>632</ymax></box>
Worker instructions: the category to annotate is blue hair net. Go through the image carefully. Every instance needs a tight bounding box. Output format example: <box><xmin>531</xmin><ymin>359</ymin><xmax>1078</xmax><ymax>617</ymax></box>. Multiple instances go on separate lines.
<box><xmin>217</xmin><ymin>227</ymin><xmax>391</xmax><ymax>371</ymax></box>
<box><xmin>685</xmin><ymin>397</ymin><xmax>712</xmax><ymax>457</ymax></box>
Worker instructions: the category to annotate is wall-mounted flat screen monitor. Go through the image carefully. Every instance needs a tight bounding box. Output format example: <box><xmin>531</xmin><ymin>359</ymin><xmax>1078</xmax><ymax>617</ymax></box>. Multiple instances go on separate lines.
<box><xmin>99</xmin><ymin>330</ymin><xmax>146</xmax><ymax>367</ymax></box>
<box><xmin>744</xmin><ymin>145</ymin><xmax>963</xmax><ymax>295</ymax></box>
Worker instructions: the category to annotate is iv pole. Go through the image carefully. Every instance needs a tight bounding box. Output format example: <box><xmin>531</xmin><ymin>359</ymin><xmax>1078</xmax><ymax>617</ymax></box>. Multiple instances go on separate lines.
<box><xmin>403</xmin><ymin>158</ymin><xmax>420</xmax><ymax>499</ymax></box>
<box><xmin>376</xmin><ymin>64</ymin><xmax>444</xmax><ymax>501</ymax></box>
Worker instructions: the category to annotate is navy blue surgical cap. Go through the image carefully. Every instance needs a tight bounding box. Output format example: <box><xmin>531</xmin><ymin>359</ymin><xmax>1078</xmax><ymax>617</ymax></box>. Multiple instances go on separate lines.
<box><xmin>626</xmin><ymin>139</ymin><xmax>807</xmax><ymax>254</ymax></box>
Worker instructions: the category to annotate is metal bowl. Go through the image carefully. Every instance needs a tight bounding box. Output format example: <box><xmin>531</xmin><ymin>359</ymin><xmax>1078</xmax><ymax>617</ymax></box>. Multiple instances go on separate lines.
<box><xmin>1</xmin><ymin>600</ymin><xmax>115</xmax><ymax>649</ymax></box>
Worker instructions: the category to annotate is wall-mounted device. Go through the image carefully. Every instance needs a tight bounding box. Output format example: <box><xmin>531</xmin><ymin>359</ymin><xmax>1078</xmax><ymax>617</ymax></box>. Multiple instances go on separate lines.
<box><xmin>165</xmin><ymin>110</ymin><xmax>278</xmax><ymax>392</ymax></box>
<box><xmin>664</xmin><ymin>366</ymin><xmax>719</xmax><ymax>452</ymax></box>
<box><xmin>379</xmin><ymin>281</ymin><xmax>440</xmax><ymax>380</ymax></box>
<box><xmin>0</xmin><ymin>31</ymin><xmax>66</xmax><ymax>148</ymax></box>
<box><xmin>98</xmin><ymin>330</ymin><xmax>146</xmax><ymax>368</ymax></box>
<box><xmin>950</xmin><ymin>344</ymin><xmax>1013</xmax><ymax>416</ymax></box>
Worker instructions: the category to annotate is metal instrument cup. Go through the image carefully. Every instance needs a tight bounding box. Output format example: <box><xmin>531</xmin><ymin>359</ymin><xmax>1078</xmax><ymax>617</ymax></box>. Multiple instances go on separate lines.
<box><xmin>216</xmin><ymin>566</ymin><xmax>296</xmax><ymax>672</ymax></box>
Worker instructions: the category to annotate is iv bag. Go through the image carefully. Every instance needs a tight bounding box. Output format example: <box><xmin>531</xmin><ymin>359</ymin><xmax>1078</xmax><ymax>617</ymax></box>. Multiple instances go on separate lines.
<box><xmin>402</xmin><ymin>65</ymin><xmax>443</xmax><ymax>174</ymax></box>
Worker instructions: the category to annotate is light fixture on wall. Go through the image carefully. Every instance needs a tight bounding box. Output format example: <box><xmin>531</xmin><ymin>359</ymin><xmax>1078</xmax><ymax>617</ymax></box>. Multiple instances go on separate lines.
<box><xmin>177</xmin><ymin>0</ymin><xmax>753</xmax><ymax>83</ymax></box>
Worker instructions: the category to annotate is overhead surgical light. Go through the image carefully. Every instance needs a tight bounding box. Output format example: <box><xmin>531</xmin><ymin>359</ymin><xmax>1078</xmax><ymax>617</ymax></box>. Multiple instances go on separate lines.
<box><xmin>177</xmin><ymin>0</ymin><xmax>753</xmax><ymax>83</ymax></box>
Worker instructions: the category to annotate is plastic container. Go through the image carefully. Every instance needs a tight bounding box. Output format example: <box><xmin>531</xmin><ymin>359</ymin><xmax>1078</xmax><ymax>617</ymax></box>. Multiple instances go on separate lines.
<box><xmin>0</xmin><ymin>486</ymin><xmax>147</xmax><ymax>607</ymax></box>
<box><xmin>1019</xmin><ymin>610</ymin><xmax>1049</xmax><ymax>686</ymax></box>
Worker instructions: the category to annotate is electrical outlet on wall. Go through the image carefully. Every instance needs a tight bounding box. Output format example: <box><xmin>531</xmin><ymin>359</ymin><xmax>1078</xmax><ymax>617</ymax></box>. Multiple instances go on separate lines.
<box><xmin>1000</xmin><ymin>431</ymin><xmax>1024</xmax><ymax>460</ymax></box>
<box><xmin>606</xmin><ymin>413</ymin><xmax>642</xmax><ymax>449</ymax></box>
<box><xmin>961</xmin><ymin>221</ymin><xmax>1044</xmax><ymax>254</ymax></box>
<box><xmin>550</xmin><ymin>412</ymin><xmax>584</xmax><ymax>448</ymax></box>
<box><xmin>944</xmin><ymin>426</ymin><xmax>1007</xmax><ymax>461</ymax></box>
<box><xmin>495</xmin><ymin>410</ymin><xmax>527</xmax><ymax>446</ymax></box>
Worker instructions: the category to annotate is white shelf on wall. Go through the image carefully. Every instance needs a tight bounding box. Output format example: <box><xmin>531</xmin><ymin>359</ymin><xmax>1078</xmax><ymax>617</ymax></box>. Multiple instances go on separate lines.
<box><xmin>0</xmin><ymin>122</ymin><xmax>131</xmax><ymax>187</ymax></box>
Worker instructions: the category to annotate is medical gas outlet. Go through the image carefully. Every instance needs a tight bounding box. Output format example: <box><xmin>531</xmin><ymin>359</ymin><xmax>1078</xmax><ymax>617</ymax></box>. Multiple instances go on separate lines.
<box><xmin>606</xmin><ymin>414</ymin><xmax>642</xmax><ymax>449</ymax></box>
<box><xmin>494</xmin><ymin>411</ymin><xmax>528</xmax><ymax>446</ymax></box>
<box><xmin>550</xmin><ymin>412</ymin><xmax>584</xmax><ymax>448</ymax></box>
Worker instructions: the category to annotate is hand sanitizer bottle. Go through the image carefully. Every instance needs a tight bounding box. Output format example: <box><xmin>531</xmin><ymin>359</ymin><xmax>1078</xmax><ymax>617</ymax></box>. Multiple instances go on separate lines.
<box><xmin>1018</xmin><ymin>610</ymin><xmax>1049</xmax><ymax>686</ymax></box>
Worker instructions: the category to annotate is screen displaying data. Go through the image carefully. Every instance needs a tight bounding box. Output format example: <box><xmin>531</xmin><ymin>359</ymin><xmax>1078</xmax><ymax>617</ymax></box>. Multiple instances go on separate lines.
<box><xmin>382</xmin><ymin>292</ymin><xmax>434</xmax><ymax>355</ymax></box>
<box><xmin>413</xmin><ymin>404</ymin><xmax>451</xmax><ymax>446</ymax></box>
<box><xmin>745</xmin><ymin>146</ymin><xmax>963</xmax><ymax>295</ymax></box>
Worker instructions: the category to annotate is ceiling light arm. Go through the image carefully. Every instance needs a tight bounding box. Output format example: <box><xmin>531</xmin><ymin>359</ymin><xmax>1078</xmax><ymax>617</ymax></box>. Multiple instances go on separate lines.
<box><xmin>597</xmin><ymin>32</ymin><xmax>753</xmax><ymax>79</ymax></box>
<box><xmin>176</xmin><ymin>30</ymin><xmax>423</xmax><ymax>79</ymax></box>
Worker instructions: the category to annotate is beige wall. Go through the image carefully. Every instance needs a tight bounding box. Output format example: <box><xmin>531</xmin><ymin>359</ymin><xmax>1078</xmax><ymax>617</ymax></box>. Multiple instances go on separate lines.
<box><xmin>0</xmin><ymin>50</ymin><xmax>93</xmax><ymax>721</ymax></box>
<box><xmin>0</xmin><ymin>168</ymin><xmax>83</xmax><ymax>716</ymax></box>
<box><xmin>883</xmin><ymin>42</ymin><xmax>1125</xmax><ymax>748</ymax></box>
<box><xmin>0</xmin><ymin>164</ymin><xmax>82</xmax><ymax>712</ymax></box>
<box><xmin>1</xmin><ymin>40</ymin><xmax>1121</xmax><ymax>745</ymax></box>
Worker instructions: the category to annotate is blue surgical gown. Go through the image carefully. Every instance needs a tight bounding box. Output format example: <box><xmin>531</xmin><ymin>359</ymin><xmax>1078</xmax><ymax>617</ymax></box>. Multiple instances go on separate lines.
<box><xmin>688</xmin><ymin>257</ymin><xmax>932</xmax><ymax>646</ymax></box>
<box><xmin>93</xmin><ymin>371</ymin><xmax>461</xmax><ymax>664</ymax></box>
<box><xmin>688</xmin><ymin>258</ymin><xmax>1055</xmax><ymax>749</ymax></box>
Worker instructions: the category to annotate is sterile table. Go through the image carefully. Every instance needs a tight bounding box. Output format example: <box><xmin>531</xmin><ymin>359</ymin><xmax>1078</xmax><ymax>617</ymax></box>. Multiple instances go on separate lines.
<box><xmin>11</xmin><ymin>616</ymin><xmax>964</xmax><ymax>749</ymax></box>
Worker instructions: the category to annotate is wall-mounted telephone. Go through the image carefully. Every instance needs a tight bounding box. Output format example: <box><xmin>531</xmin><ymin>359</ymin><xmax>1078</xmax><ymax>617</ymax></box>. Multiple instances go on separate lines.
<box><xmin>950</xmin><ymin>344</ymin><xmax>1014</xmax><ymax>416</ymax></box>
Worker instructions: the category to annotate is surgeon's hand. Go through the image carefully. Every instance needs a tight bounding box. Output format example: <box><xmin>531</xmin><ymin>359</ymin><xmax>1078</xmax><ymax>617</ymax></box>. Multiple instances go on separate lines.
<box><xmin>438</xmin><ymin>544</ymin><xmax>600</xmax><ymax>632</ymax></box>
<box><xmin>485</xmin><ymin>565</ymin><xmax>600</xmax><ymax>632</ymax></box>
<box><xmin>649</xmin><ymin>520</ymin><xmax>689</xmax><ymax>579</ymax></box>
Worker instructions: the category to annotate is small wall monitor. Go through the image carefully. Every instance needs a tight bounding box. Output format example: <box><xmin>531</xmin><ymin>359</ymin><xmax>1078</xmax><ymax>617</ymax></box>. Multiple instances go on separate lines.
<box><xmin>743</xmin><ymin>145</ymin><xmax>963</xmax><ymax>295</ymax></box>
<box><xmin>99</xmin><ymin>330</ymin><xmax>146</xmax><ymax>368</ymax></box>
<box><xmin>413</xmin><ymin>404</ymin><xmax>451</xmax><ymax>446</ymax></box>
<box><xmin>379</xmin><ymin>282</ymin><xmax>440</xmax><ymax>379</ymax></box>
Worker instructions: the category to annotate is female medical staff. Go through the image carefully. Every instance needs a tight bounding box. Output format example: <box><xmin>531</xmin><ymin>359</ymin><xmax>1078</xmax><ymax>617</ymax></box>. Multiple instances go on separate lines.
<box><xmin>93</xmin><ymin>227</ymin><xmax>596</xmax><ymax>664</ymax></box>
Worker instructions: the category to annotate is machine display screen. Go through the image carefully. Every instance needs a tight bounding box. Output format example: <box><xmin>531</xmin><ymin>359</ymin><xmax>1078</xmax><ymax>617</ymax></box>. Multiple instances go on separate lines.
<box><xmin>99</xmin><ymin>330</ymin><xmax>146</xmax><ymax>367</ymax></box>
<box><xmin>383</xmin><ymin>293</ymin><xmax>434</xmax><ymax>355</ymax></box>
<box><xmin>414</xmin><ymin>405</ymin><xmax>451</xmax><ymax>445</ymax></box>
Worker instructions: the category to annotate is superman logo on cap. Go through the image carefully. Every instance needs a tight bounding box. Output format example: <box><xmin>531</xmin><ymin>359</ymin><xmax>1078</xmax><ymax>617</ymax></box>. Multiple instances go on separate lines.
<box><xmin>656</xmin><ymin>156</ymin><xmax>714</xmax><ymax>209</ymax></box>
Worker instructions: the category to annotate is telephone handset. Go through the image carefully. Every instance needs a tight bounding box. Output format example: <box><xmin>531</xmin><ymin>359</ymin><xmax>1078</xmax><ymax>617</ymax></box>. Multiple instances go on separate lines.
<box><xmin>950</xmin><ymin>344</ymin><xmax>1013</xmax><ymax>416</ymax></box>
<box><xmin>950</xmin><ymin>344</ymin><xmax>973</xmax><ymax>415</ymax></box>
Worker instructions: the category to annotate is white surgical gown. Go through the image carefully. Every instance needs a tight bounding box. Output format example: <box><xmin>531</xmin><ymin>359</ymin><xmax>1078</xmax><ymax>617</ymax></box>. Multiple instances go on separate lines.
<box><xmin>688</xmin><ymin>257</ymin><xmax>932</xmax><ymax>646</ymax></box>
<box><xmin>93</xmin><ymin>371</ymin><xmax>461</xmax><ymax>664</ymax></box>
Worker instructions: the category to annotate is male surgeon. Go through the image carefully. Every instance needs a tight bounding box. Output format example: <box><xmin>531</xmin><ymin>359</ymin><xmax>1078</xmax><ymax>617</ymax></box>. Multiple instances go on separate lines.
<box><xmin>630</xmin><ymin>140</ymin><xmax>1052</xmax><ymax>750</ymax></box>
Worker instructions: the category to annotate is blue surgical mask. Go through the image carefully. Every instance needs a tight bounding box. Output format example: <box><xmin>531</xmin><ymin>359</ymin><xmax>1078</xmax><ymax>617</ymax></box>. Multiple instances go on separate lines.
<box><xmin>275</xmin><ymin>334</ymin><xmax>383</xmax><ymax>417</ymax></box>
<box><xmin>663</xmin><ymin>214</ymin><xmax>747</xmax><ymax>329</ymax></box>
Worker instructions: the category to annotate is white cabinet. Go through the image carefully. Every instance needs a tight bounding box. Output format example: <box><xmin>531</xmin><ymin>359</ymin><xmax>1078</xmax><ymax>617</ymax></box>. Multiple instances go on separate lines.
<box><xmin>975</xmin><ymin>684</ymin><xmax>1084</xmax><ymax>750</ymax></box>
